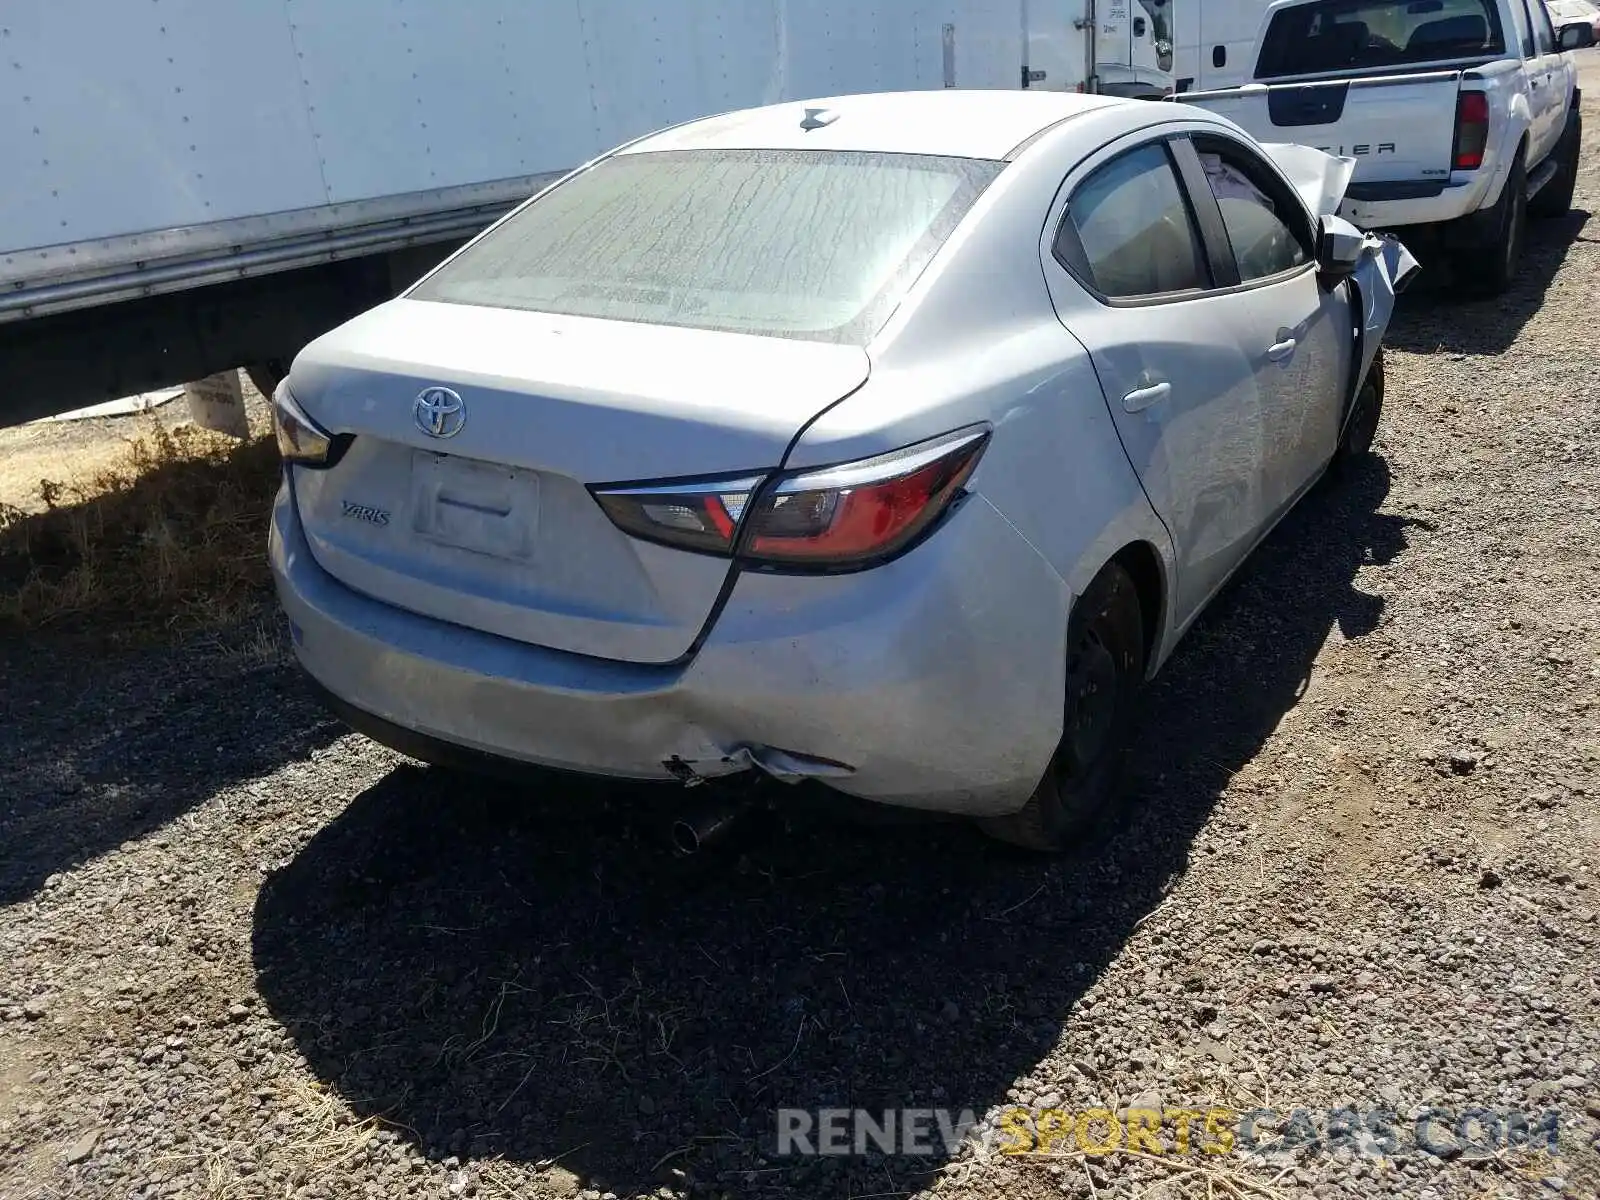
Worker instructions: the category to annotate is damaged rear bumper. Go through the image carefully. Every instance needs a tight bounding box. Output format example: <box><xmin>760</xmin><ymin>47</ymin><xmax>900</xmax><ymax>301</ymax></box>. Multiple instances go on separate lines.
<box><xmin>269</xmin><ymin>480</ymin><xmax>1068</xmax><ymax>817</ymax></box>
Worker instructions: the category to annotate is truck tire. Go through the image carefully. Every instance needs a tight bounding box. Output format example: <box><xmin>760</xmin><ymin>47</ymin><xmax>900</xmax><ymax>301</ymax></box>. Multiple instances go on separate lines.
<box><xmin>1461</xmin><ymin>151</ymin><xmax>1526</xmax><ymax>295</ymax></box>
<box><xmin>1530</xmin><ymin>110</ymin><xmax>1582</xmax><ymax>218</ymax></box>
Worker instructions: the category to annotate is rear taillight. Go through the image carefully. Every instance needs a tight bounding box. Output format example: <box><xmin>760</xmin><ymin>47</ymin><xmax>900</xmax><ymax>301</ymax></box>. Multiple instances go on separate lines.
<box><xmin>591</xmin><ymin>426</ymin><xmax>990</xmax><ymax>570</ymax></box>
<box><xmin>741</xmin><ymin>428</ymin><xmax>989</xmax><ymax>567</ymax></box>
<box><xmin>271</xmin><ymin>381</ymin><xmax>343</xmax><ymax>468</ymax></box>
<box><xmin>592</xmin><ymin>475</ymin><xmax>763</xmax><ymax>556</ymax></box>
<box><xmin>1453</xmin><ymin>91</ymin><xmax>1490</xmax><ymax>170</ymax></box>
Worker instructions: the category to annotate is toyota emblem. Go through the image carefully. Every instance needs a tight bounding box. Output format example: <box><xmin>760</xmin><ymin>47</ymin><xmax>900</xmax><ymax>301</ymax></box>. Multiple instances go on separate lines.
<box><xmin>413</xmin><ymin>386</ymin><xmax>466</xmax><ymax>438</ymax></box>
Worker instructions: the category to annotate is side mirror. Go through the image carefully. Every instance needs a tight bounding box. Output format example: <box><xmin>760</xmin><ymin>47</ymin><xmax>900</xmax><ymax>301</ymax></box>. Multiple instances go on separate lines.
<box><xmin>1559</xmin><ymin>22</ymin><xmax>1596</xmax><ymax>51</ymax></box>
<box><xmin>1317</xmin><ymin>214</ymin><xmax>1365</xmax><ymax>279</ymax></box>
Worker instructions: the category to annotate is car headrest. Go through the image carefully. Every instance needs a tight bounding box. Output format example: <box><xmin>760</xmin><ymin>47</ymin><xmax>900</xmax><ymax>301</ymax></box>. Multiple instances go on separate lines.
<box><xmin>1406</xmin><ymin>14</ymin><xmax>1489</xmax><ymax>54</ymax></box>
<box><xmin>1294</xmin><ymin>20</ymin><xmax>1368</xmax><ymax>72</ymax></box>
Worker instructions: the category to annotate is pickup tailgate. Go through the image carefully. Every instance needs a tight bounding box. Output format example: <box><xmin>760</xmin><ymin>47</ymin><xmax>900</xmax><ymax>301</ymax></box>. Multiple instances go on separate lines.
<box><xmin>1183</xmin><ymin>70</ymin><xmax>1462</xmax><ymax>191</ymax></box>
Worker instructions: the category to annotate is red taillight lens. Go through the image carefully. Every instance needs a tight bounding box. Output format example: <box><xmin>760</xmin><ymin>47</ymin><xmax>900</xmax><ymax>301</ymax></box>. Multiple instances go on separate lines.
<box><xmin>740</xmin><ymin>428</ymin><xmax>989</xmax><ymax>568</ymax></box>
<box><xmin>591</xmin><ymin>475</ymin><xmax>763</xmax><ymax>555</ymax></box>
<box><xmin>589</xmin><ymin>427</ymin><xmax>990</xmax><ymax>569</ymax></box>
<box><xmin>1453</xmin><ymin>91</ymin><xmax>1490</xmax><ymax>170</ymax></box>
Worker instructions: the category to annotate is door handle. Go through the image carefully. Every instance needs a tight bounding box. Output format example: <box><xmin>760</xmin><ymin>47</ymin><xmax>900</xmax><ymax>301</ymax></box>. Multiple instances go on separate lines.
<box><xmin>1266</xmin><ymin>337</ymin><xmax>1298</xmax><ymax>362</ymax></box>
<box><xmin>1122</xmin><ymin>381</ymin><xmax>1171</xmax><ymax>412</ymax></box>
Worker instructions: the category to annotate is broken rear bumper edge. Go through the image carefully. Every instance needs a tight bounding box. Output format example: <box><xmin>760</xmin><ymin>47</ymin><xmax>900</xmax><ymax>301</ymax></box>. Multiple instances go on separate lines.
<box><xmin>270</xmin><ymin>481</ymin><xmax>1068</xmax><ymax>818</ymax></box>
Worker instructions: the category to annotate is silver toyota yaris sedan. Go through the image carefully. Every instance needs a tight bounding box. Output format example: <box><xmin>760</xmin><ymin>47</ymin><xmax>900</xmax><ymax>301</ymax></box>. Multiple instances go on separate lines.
<box><xmin>269</xmin><ymin>90</ymin><xmax>1415</xmax><ymax>850</ymax></box>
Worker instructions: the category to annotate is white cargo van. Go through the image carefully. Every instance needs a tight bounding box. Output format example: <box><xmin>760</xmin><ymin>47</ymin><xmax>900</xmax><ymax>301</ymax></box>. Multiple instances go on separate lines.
<box><xmin>1172</xmin><ymin>0</ymin><xmax>1273</xmax><ymax>92</ymax></box>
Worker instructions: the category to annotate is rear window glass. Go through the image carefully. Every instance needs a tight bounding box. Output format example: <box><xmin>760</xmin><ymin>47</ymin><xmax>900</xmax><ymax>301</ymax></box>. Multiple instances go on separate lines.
<box><xmin>410</xmin><ymin>148</ymin><xmax>1003</xmax><ymax>345</ymax></box>
<box><xmin>1256</xmin><ymin>0</ymin><xmax>1505</xmax><ymax>78</ymax></box>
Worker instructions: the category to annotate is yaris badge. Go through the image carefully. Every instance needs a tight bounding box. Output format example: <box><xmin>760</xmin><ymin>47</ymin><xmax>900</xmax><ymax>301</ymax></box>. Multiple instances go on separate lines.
<box><xmin>414</xmin><ymin>386</ymin><xmax>465</xmax><ymax>438</ymax></box>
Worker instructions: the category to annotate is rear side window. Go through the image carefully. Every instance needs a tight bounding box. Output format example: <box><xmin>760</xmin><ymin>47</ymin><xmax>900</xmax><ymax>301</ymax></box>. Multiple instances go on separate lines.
<box><xmin>1194</xmin><ymin>140</ymin><xmax>1312</xmax><ymax>281</ymax></box>
<box><xmin>1256</xmin><ymin>0</ymin><xmax>1506</xmax><ymax>78</ymax></box>
<box><xmin>410</xmin><ymin>148</ymin><xmax>1003</xmax><ymax>345</ymax></box>
<box><xmin>1054</xmin><ymin>143</ymin><xmax>1208</xmax><ymax>300</ymax></box>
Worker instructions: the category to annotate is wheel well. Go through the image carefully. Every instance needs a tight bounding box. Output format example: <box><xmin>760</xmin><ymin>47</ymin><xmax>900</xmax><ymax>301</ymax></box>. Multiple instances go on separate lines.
<box><xmin>1109</xmin><ymin>542</ymin><xmax>1164</xmax><ymax>661</ymax></box>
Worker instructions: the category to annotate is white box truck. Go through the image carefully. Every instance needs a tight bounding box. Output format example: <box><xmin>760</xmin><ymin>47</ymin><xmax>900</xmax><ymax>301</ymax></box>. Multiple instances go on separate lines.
<box><xmin>0</xmin><ymin>0</ymin><xmax>1174</xmax><ymax>426</ymax></box>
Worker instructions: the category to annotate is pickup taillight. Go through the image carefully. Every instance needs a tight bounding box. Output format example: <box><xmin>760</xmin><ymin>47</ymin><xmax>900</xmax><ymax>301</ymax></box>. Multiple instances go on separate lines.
<box><xmin>1453</xmin><ymin>91</ymin><xmax>1490</xmax><ymax>170</ymax></box>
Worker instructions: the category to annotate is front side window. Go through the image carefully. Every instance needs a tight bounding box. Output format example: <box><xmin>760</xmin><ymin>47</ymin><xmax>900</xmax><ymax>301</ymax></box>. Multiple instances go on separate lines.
<box><xmin>1256</xmin><ymin>0</ymin><xmax>1506</xmax><ymax>77</ymax></box>
<box><xmin>411</xmin><ymin>149</ymin><xmax>1003</xmax><ymax>345</ymax></box>
<box><xmin>1514</xmin><ymin>0</ymin><xmax>1537</xmax><ymax>55</ymax></box>
<box><xmin>1055</xmin><ymin>143</ymin><xmax>1208</xmax><ymax>300</ymax></box>
<box><xmin>1531</xmin><ymin>0</ymin><xmax>1559</xmax><ymax>51</ymax></box>
<box><xmin>1195</xmin><ymin>141</ymin><xmax>1312</xmax><ymax>282</ymax></box>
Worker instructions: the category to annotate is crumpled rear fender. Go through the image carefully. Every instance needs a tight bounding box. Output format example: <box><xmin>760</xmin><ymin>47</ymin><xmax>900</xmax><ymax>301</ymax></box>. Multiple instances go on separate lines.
<box><xmin>1260</xmin><ymin>141</ymin><xmax>1357</xmax><ymax>219</ymax></box>
<box><xmin>1347</xmin><ymin>225</ymin><xmax>1421</xmax><ymax>388</ymax></box>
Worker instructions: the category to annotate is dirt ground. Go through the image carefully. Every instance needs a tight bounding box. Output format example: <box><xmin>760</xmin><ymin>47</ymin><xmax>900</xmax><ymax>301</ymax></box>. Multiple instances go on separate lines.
<box><xmin>3</xmin><ymin>73</ymin><xmax>1600</xmax><ymax>1200</ymax></box>
<box><xmin>0</xmin><ymin>383</ymin><xmax>272</xmax><ymax>518</ymax></box>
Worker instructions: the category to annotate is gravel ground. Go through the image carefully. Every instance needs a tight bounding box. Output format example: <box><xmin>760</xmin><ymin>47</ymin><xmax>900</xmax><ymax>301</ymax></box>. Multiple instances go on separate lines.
<box><xmin>4</xmin><ymin>87</ymin><xmax>1600</xmax><ymax>1200</ymax></box>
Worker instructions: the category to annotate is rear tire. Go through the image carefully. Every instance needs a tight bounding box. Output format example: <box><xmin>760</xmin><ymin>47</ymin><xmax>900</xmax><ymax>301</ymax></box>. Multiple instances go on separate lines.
<box><xmin>1529</xmin><ymin>110</ymin><xmax>1581</xmax><ymax>219</ymax></box>
<box><xmin>978</xmin><ymin>563</ymin><xmax>1146</xmax><ymax>852</ymax></box>
<box><xmin>1460</xmin><ymin>152</ymin><xmax>1526</xmax><ymax>295</ymax></box>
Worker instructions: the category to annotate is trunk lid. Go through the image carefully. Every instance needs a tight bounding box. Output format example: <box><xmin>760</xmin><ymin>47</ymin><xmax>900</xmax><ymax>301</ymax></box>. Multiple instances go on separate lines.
<box><xmin>287</xmin><ymin>299</ymin><xmax>869</xmax><ymax>663</ymax></box>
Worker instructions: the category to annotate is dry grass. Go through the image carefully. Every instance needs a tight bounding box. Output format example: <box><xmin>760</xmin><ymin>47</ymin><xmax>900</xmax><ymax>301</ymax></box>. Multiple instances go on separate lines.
<box><xmin>0</xmin><ymin>419</ymin><xmax>283</xmax><ymax>637</ymax></box>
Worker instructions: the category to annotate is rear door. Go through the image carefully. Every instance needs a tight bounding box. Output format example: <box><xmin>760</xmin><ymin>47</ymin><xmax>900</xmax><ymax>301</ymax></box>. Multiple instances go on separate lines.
<box><xmin>1180</xmin><ymin>133</ymin><xmax>1352</xmax><ymax>501</ymax></box>
<box><xmin>1521</xmin><ymin>0</ymin><xmax>1563</xmax><ymax>161</ymax></box>
<box><xmin>1025</xmin><ymin>0</ymin><xmax>1089</xmax><ymax>91</ymax></box>
<box><xmin>1189</xmin><ymin>0</ymin><xmax>1263</xmax><ymax>92</ymax></box>
<box><xmin>1039</xmin><ymin>133</ymin><xmax>1276</xmax><ymax>620</ymax></box>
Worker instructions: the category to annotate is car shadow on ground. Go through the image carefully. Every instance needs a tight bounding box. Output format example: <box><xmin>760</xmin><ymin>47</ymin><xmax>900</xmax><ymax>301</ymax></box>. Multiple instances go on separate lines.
<box><xmin>0</xmin><ymin>426</ymin><xmax>346</xmax><ymax>904</ymax></box>
<box><xmin>0</xmin><ymin>621</ymin><xmax>343</xmax><ymax>905</ymax></box>
<box><xmin>253</xmin><ymin>458</ymin><xmax>1419</xmax><ymax>1199</ymax></box>
<box><xmin>1384</xmin><ymin>208</ymin><xmax>1590</xmax><ymax>357</ymax></box>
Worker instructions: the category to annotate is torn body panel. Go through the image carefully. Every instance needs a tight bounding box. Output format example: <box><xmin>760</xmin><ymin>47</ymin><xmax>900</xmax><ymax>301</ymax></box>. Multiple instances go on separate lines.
<box><xmin>1343</xmin><ymin>219</ymin><xmax>1422</xmax><ymax>387</ymax></box>
<box><xmin>1261</xmin><ymin>141</ymin><xmax>1358</xmax><ymax>219</ymax></box>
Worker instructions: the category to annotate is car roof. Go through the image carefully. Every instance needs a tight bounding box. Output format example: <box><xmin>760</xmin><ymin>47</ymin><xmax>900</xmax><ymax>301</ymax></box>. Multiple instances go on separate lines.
<box><xmin>621</xmin><ymin>90</ymin><xmax>1132</xmax><ymax>162</ymax></box>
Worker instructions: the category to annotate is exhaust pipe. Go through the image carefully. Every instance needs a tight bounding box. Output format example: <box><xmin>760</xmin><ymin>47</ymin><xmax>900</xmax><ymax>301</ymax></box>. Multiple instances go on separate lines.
<box><xmin>670</xmin><ymin>795</ymin><xmax>750</xmax><ymax>855</ymax></box>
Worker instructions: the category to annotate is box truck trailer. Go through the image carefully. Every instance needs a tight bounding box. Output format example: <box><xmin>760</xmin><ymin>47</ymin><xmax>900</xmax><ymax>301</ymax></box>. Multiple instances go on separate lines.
<box><xmin>0</xmin><ymin>0</ymin><xmax>1175</xmax><ymax>426</ymax></box>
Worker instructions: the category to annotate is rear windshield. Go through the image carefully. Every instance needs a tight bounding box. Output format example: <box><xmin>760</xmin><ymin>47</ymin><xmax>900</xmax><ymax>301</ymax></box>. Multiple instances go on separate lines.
<box><xmin>410</xmin><ymin>148</ymin><xmax>1003</xmax><ymax>345</ymax></box>
<box><xmin>1255</xmin><ymin>0</ymin><xmax>1505</xmax><ymax>78</ymax></box>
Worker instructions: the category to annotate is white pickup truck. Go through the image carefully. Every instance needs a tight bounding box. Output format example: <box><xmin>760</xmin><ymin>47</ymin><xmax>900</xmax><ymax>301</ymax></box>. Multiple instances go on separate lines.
<box><xmin>1181</xmin><ymin>0</ymin><xmax>1594</xmax><ymax>292</ymax></box>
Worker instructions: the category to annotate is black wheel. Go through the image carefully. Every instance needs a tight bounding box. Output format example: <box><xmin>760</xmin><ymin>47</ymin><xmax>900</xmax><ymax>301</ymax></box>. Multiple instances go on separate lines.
<box><xmin>1334</xmin><ymin>347</ymin><xmax>1385</xmax><ymax>466</ymax></box>
<box><xmin>1530</xmin><ymin>110</ymin><xmax>1581</xmax><ymax>219</ymax></box>
<box><xmin>978</xmin><ymin>563</ymin><xmax>1146</xmax><ymax>852</ymax></box>
<box><xmin>1461</xmin><ymin>152</ymin><xmax>1526</xmax><ymax>295</ymax></box>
